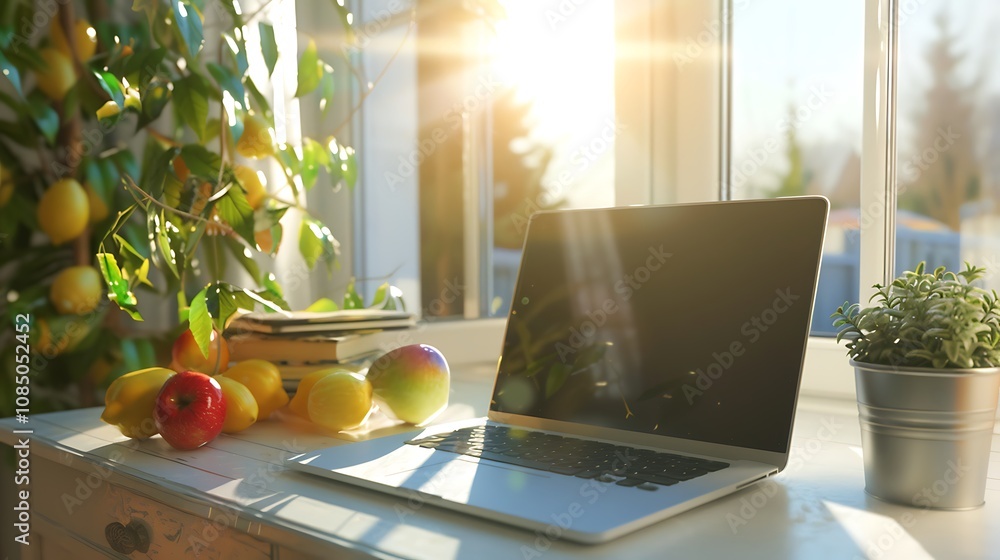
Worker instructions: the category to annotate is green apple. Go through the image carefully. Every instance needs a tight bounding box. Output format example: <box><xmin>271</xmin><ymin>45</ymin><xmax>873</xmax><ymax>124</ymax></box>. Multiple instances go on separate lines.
<box><xmin>367</xmin><ymin>344</ymin><xmax>450</xmax><ymax>425</ymax></box>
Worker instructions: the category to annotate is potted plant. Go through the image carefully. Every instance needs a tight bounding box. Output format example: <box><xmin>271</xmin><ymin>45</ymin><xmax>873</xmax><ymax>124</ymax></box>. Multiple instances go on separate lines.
<box><xmin>832</xmin><ymin>262</ymin><xmax>1000</xmax><ymax>509</ymax></box>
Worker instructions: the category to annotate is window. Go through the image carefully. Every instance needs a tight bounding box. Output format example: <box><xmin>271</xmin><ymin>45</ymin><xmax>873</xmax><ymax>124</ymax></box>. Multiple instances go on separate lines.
<box><xmin>895</xmin><ymin>1</ymin><xmax>1000</xmax><ymax>285</ymax></box>
<box><xmin>730</xmin><ymin>0</ymin><xmax>865</xmax><ymax>336</ymax></box>
<box><xmin>411</xmin><ymin>0</ymin><xmax>617</xmax><ymax>321</ymax></box>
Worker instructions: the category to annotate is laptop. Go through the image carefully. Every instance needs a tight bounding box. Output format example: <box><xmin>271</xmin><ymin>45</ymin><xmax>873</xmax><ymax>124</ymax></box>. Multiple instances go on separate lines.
<box><xmin>287</xmin><ymin>197</ymin><xmax>830</xmax><ymax>543</ymax></box>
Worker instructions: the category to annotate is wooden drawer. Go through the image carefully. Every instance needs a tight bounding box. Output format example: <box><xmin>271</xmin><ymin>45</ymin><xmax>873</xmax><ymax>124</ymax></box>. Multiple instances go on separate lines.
<box><xmin>32</xmin><ymin>456</ymin><xmax>273</xmax><ymax>559</ymax></box>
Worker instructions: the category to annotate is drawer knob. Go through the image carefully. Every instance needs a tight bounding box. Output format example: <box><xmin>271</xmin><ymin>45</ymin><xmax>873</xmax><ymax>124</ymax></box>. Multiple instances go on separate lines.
<box><xmin>105</xmin><ymin>522</ymin><xmax>137</xmax><ymax>554</ymax></box>
<box><xmin>127</xmin><ymin>520</ymin><xmax>151</xmax><ymax>553</ymax></box>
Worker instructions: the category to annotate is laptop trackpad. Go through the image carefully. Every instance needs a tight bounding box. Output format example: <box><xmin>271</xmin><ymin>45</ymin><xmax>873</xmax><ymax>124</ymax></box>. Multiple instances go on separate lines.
<box><xmin>384</xmin><ymin>455</ymin><xmax>549</xmax><ymax>502</ymax></box>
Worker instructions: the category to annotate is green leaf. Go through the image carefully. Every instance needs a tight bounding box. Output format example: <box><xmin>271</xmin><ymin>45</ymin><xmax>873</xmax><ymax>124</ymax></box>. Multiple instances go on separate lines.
<box><xmin>223</xmin><ymin>30</ymin><xmax>249</xmax><ymax>77</ymax></box>
<box><xmin>97</xmin><ymin>253</ymin><xmax>142</xmax><ymax>321</ymax></box>
<box><xmin>96</xmin><ymin>71</ymin><xmax>125</xmax><ymax>106</ymax></box>
<box><xmin>214</xmin><ymin>183</ymin><xmax>255</xmax><ymax>246</ymax></box>
<box><xmin>245</xmin><ymin>77</ymin><xmax>272</xmax><ymax>125</ymax></box>
<box><xmin>204</xmin><ymin>282</ymin><xmax>237</xmax><ymax>334</ymax></box>
<box><xmin>188</xmin><ymin>286</ymin><xmax>212</xmax><ymax>358</ymax></box>
<box><xmin>545</xmin><ymin>363</ymin><xmax>571</xmax><ymax>397</ymax></box>
<box><xmin>114</xmin><ymin>233</ymin><xmax>146</xmax><ymax>269</ymax></box>
<box><xmin>370</xmin><ymin>282</ymin><xmax>405</xmax><ymax>310</ymax></box>
<box><xmin>305</xmin><ymin>297</ymin><xmax>339</xmax><ymax>312</ymax></box>
<box><xmin>262</xmin><ymin>272</ymin><xmax>283</xmax><ymax>299</ymax></box>
<box><xmin>138</xmin><ymin>78</ymin><xmax>171</xmax><ymax>127</ymax></box>
<box><xmin>298</xmin><ymin>217</ymin><xmax>340</xmax><ymax>271</ymax></box>
<box><xmin>179</xmin><ymin>144</ymin><xmax>222</xmax><ymax>179</ymax></box>
<box><xmin>343</xmin><ymin>278</ymin><xmax>364</xmax><ymax>309</ymax></box>
<box><xmin>223</xmin><ymin>235</ymin><xmax>260</xmax><ymax>283</ymax></box>
<box><xmin>173</xmin><ymin>74</ymin><xmax>210</xmax><ymax>142</ymax></box>
<box><xmin>258</xmin><ymin>22</ymin><xmax>278</xmax><ymax>77</ymax></box>
<box><xmin>207</xmin><ymin>62</ymin><xmax>245</xmax><ymax>105</ymax></box>
<box><xmin>319</xmin><ymin>66</ymin><xmax>335</xmax><ymax>115</ymax></box>
<box><xmin>26</xmin><ymin>96</ymin><xmax>58</xmax><ymax>145</ymax></box>
<box><xmin>207</xmin><ymin>62</ymin><xmax>246</xmax><ymax>145</ymax></box>
<box><xmin>295</xmin><ymin>39</ymin><xmax>323</xmax><ymax>97</ymax></box>
<box><xmin>331</xmin><ymin>1</ymin><xmax>356</xmax><ymax>44</ymax></box>
<box><xmin>172</xmin><ymin>0</ymin><xmax>204</xmax><ymax>58</ymax></box>
<box><xmin>301</xmin><ymin>137</ymin><xmax>330</xmax><ymax>190</ymax></box>
<box><xmin>327</xmin><ymin>140</ymin><xmax>357</xmax><ymax>189</ymax></box>
<box><xmin>139</xmin><ymin>147</ymin><xmax>178</xmax><ymax>199</ymax></box>
<box><xmin>239</xmin><ymin>286</ymin><xmax>288</xmax><ymax>313</ymax></box>
<box><xmin>148</xmin><ymin>210</ymin><xmax>180</xmax><ymax>278</ymax></box>
<box><xmin>0</xmin><ymin>50</ymin><xmax>22</xmax><ymax>97</ymax></box>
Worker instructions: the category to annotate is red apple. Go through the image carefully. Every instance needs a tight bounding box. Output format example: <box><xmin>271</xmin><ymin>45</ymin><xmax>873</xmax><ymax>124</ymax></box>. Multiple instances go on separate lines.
<box><xmin>171</xmin><ymin>329</ymin><xmax>230</xmax><ymax>374</ymax></box>
<box><xmin>154</xmin><ymin>371</ymin><xmax>227</xmax><ymax>450</ymax></box>
<box><xmin>367</xmin><ymin>344</ymin><xmax>450</xmax><ymax>425</ymax></box>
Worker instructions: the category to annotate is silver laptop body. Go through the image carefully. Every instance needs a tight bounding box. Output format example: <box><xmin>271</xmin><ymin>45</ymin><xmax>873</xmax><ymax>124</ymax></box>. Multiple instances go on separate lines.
<box><xmin>288</xmin><ymin>197</ymin><xmax>830</xmax><ymax>543</ymax></box>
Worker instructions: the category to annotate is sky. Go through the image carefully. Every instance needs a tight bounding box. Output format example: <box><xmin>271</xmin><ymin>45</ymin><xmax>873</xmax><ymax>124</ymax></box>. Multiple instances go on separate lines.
<box><xmin>733</xmin><ymin>0</ymin><xmax>1000</xmax><ymax>196</ymax></box>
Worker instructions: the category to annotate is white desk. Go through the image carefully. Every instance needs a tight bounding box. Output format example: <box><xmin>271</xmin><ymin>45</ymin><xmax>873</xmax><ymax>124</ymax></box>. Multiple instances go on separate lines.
<box><xmin>2</xmin><ymin>368</ymin><xmax>1000</xmax><ymax>559</ymax></box>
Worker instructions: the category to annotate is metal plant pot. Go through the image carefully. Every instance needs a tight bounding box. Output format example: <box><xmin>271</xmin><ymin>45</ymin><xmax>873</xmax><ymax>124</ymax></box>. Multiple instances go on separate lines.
<box><xmin>852</xmin><ymin>359</ymin><xmax>1000</xmax><ymax>509</ymax></box>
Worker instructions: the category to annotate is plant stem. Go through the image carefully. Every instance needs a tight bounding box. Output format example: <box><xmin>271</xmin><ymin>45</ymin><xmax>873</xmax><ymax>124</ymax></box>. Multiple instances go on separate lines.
<box><xmin>124</xmin><ymin>175</ymin><xmax>236</xmax><ymax>236</ymax></box>
<box><xmin>147</xmin><ymin>128</ymin><xmax>184</xmax><ymax>147</ymax></box>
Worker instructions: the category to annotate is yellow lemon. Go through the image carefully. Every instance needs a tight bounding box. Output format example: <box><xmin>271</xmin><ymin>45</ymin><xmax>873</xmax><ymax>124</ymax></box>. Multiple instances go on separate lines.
<box><xmin>96</xmin><ymin>100</ymin><xmax>121</xmax><ymax>120</ymax></box>
<box><xmin>219</xmin><ymin>359</ymin><xmax>288</xmax><ymax>419</ymax></box>
<box><xmin>51</xmin><ymin>18</ymin><xmax>97</xmax><ymax>62</ymax></box>
<box><xmin>36</xmin><ymin>48</ymin><xmax>76</xmax><ymax>101</ymax></box>
<box><xmin>236</xmin><ymin>112</ymin><xmax>274</xmax><ymax>159</ymax></box>
<box><xmin>215</xmin><ymin>376</ymin><xmax>259</xmax><ymax>433</ymax></box>
<box><xmin>233</xmin><ymin>165</ymin><xmax>267</xmax><ymax>209</ymax></box>
<box><xmin>124</xmin><ymin>87</ymin><xmax>142</xmax><ymax>111</ymax></box>
<box><xmin>254</xmin><ymin>226</ymin><xmax>278</xmax><ymax>254</ymax></box>
<box><xmin>38</xmin><ymin>178</ymin><xmax>89</xmax><ymax>245</ymax></box>
<box><xmin>288</xmin><ymin>368</ymin><xmax>341</xmax><ymax>417</ymax></box>
<box><xmin>101</xmin><ymin>367</ymin><xmax>176</xmax><ymax>439</ymax></box>
<box><xmin>50</xmin><ymin>265</ymin><xmax>103</xmax><ymax>315</ymax></box>
<box><xmin>307</xmin><ymin>371</ymin><xmax>373</xmax><ymax>431</ymax></box>
<box><xmin>84</xmin><ymin>182</ymin><xmax>109</xmax><ymax>223</ymax></box>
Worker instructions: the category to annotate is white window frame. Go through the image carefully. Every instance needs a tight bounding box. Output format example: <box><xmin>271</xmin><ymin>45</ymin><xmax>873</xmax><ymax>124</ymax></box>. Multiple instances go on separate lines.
<box><xmin>336</xmin><ymin>0</ymin><xmax>900</xmax><ymax>405</ymax></box>
<box><xmin>616</xmin><ymin>0</ymin><xmax>898</xmax><ymax>400</ymax></box>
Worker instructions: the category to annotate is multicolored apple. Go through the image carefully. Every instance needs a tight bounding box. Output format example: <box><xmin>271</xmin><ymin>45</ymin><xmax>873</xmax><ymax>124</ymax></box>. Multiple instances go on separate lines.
<box><xmin>154</xmin><ymin>371</ymin><xmax>227</xmax><ymax>450</ymax></box>
<box><xmin>366</xmin><ymin>344</ymin><xmax>450</xmax><ymax>425</ymax></box>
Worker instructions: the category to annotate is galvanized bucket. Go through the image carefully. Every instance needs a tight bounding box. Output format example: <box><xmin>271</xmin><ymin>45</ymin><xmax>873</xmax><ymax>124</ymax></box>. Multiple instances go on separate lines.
<box><xmin>852</xmin><ymin>359</ymin><xmax>1000</xmax><ymax>509</ymax></box>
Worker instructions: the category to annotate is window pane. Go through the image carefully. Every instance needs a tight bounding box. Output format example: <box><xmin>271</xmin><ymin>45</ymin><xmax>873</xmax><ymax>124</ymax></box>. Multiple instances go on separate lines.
<box><xmin>730</xmin><ymin>1</ymin><xmax>864</xmax><ymax>335</ymax></box>
<box><xmin>489</xmin><ymin>0</ymin><xmax>617</xmax><ymax>317</ymax></box>
<box><xmin>895</xmin><ymin>2</ymin><xmax>998</xmax><ymax>284</ymax></box>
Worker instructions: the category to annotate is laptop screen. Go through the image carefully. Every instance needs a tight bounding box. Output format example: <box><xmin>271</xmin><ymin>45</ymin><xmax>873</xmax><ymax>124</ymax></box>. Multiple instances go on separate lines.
<box><xmin>491</xmin><ymin>198</ymin><xmax>828</xmax><ymax>453</ymax></box>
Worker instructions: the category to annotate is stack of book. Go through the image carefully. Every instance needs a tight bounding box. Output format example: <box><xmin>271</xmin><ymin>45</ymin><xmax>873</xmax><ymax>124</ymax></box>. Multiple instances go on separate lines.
<box><xmin>224</xmin><ymin>309</ymin><xmax>416</xmax><ymax>391</ymax></box>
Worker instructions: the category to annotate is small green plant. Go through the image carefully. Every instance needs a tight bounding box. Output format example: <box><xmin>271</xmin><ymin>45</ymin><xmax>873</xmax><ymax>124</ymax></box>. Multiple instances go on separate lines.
<box><xmin>832</xmin><ymin>262</ymin><xmax>1000</xmax><ymax>369</ymax></box>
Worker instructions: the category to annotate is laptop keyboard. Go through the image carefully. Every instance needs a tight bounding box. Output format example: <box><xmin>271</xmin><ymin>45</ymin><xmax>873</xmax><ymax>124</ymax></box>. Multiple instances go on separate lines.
<box><xmin>405</xmin><ymin>425</ymin><xmax>729</xmax><ymax>490</ymax></box>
